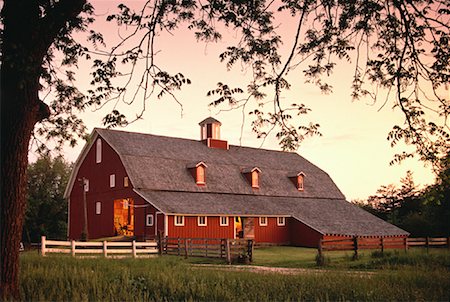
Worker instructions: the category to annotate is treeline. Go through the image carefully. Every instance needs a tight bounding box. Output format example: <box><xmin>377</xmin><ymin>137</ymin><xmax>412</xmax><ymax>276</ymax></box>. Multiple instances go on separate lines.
<box><xmin>22</xmin><ymin>155</ymin><xmax>71</xmax><ymax>243</ymax></box>
<box><xmin>354</xmin><ymin>155</ymin><xmax>450</xmax><ymax>237</ymax></box>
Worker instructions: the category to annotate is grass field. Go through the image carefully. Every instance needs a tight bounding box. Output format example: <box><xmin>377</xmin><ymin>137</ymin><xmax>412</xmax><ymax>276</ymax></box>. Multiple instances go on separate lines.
<box><xmin>20</xmin><ymin>247</ymin><xmax>450</xmax><ymax>301</ymax></box>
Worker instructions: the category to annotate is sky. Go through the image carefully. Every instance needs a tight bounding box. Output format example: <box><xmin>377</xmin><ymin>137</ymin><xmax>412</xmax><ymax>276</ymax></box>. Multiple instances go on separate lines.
<box><xmin>49</xmin><ymin>0</ymin><xmax>445</xmax><ymax>201</ymax></box>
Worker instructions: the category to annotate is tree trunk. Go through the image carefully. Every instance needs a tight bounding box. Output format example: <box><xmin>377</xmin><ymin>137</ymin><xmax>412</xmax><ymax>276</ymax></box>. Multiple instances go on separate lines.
<box><xmin>1</xmin><ymin>0</ymin><xmax>85</xmax><ymax>298</ymax></box>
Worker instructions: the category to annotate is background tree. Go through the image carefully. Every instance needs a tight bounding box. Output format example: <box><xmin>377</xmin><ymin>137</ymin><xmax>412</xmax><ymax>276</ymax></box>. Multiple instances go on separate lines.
<box><xmin>23</xmin><ymin>156</ymin><xmax>71</xmax><ymax>244</ymax></box>
<box><xmin>361</xmin><ymin>160</ymin><xmax>450</xmax><ymax>237</ymax></box>
<box><xmin>1</xmin><ymin>0</ymin><xmax>449</xmax><ymax>298</ymax></box>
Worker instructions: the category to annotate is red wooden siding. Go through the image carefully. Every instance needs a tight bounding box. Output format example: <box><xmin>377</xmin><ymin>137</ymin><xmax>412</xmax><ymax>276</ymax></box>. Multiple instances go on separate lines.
<box><xmin>289</xmin><ymin>218</ymin><xmax>323</xmax><ymax>247</ymax></box>
<box><xmin>68</xmin><ymin>137</ymin><xmax>158</xmax><ymax>240</ymax></box>
<box><xmin>254</xmin><ymin>217</ymin><xmax>289</xmax><ymax>244</ymax></box>
<box><xmin>168</xmin><ymin>216</ymin><xmax>234</xmax><ymax>239</ymax></box>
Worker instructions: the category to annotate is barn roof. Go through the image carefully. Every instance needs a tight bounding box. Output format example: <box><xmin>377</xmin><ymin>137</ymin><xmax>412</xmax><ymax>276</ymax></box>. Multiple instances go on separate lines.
<box><xmin>68</xmin><ymin>128</ymin><xmax>408</xmax><ymax>237</ymax></box>
<box><xmin>95</xmin><ymin>128</ymin><xmax>345</xmax><ymax>199</ymax></box>
<box><xmin>135</xmin><ymin>190</ymin><xmax>408</xmax><ymax>237</ymax></box>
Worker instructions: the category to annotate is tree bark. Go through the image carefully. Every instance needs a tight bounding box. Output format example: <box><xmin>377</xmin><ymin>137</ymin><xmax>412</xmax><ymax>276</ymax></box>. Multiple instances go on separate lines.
<box><xmin>0</xmin><ymin>0</ymin><xmax>85</xmax><ymax>299</ymax></box>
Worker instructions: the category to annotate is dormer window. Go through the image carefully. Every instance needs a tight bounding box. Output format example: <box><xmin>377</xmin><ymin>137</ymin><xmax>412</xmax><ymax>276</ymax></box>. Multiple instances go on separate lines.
<box><xmin>289</xmin><ymin>172</ymin><xmax>305</xmax><ymax>191</ymax></box>
<box><xmin>187</xmin><ymin>161</ymin><xmax>208</xmax><ymax>185</ymax></box>
<box><xmin>242</xmin><ymin>167</ymin><xmax>261</xmax><ymax>189</ymax></box>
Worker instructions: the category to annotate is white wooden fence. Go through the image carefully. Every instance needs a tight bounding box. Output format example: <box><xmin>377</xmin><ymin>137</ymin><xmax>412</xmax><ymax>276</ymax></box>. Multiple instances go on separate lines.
<box><xmin>41</xmin><ymin>236</ymin><xmax>158</xmax><ymax>258</ymax></box>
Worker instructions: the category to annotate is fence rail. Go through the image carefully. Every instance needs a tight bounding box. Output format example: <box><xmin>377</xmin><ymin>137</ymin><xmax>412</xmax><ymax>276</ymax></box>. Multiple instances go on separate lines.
<box><xmin>318</xmin><ymin>236</ymin><xmax>450</xmax><ymax>261</ymax></box>
<box><xmin>160</xmin><ymin>237</ymin><xmax>253</xmax><ymax>264</ymax></box>
<box><xmin>41</xmin><ymin>236</ymin><xmax>158</xmax><ymax>258</ymax></box>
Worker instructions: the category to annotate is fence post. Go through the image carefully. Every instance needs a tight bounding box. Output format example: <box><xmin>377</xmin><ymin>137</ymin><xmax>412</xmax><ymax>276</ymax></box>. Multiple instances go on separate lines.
<box><xmin>352</xmin><ymin>236</ymin><xmax>359</xmax><ymax>260</ymax></box>
<box><xmin>157</xmin><ymin>233</ymin><xmax>162</xmax><ymax>256</ymax></box>
<box><xmin>380</xmin><ymin>237</ymin><xmax>384</xmax><ymax>253</ymax></box>
<box><xmin>447</xmin><ymin>237</ymin><xmax>450</xmax><ymax>250</ymax></box>
<box><xmin>426</xmin><ymin>237</ymin><xmax>430</xmax><ymax>253</ymax></box>
<box><xmin>71</xmin><ymin>240</ymin><xmax>76</xmax><ymax>257</ymax></box>
<box><xmin>184</xmin><ymin>239</ymin><xmax>189</xmax><ymax>259</ymax></box>
<box><xmin>132</xmin><ymin>240</ymin><xmax>137</xmax><ymax>258</ymax></box>
<box><xmin>316</xmin><ymin>239</ymin><xmax>324</xmax><ymax>266</ymax></box>
<box><xmin>41</xmin><ymin>236</ymin><xmax>46</xmax><ymax>256</ymax></box>
<box><xmin>177</xmin><ymin>238</ymin><xmax>181</xmax><ymax>256</ymax></box>
<box><xmin>226</xmin><ymin>239</ymin><xmax>231</xmax><ymax>264</ymax></box>
<box><xmin>205</xmin><ymin>239</ymin><xmax>208</xmax><ymax>258</ymax></box>
<box><xmin>247</xmin><ymin>240</ymin><xmax>253</xmax><ymax>262</ymax></box>
<box><xmin>404</xmin><ymin>237</ymin><xmax>408</xmax><ymax>252</ymax></box>
<box><xmin>103</xmin><ymin>241</ymin><xmax>108</xmax><ymax>257</ymax></box>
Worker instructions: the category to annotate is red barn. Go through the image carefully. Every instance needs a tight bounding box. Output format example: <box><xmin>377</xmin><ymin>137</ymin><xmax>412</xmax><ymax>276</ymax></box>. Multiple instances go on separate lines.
<box><xmin>65</xmin><ymin>117</ymin><xmax>408</xmax><ymax>246</ymax></box>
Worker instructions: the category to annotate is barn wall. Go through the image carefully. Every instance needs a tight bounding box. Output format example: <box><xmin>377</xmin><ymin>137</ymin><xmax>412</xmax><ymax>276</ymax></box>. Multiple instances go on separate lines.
<box><xmin>167</xmin><ymin>216</ymin><xmax>234</xmax><ymax>239</ymax></box>
<box><xmin>289</xmin><ymin>218</ymin><xmax>323</xmax><ymax>247</ymax></box>
<box><xmin>253</xmin><ymin>217</ymin><xmax>289</xmax><ymax>244</ymax></box>
<box><xmin>68</xmin><ymin>136</ymin><xmax>157</xmax><ymax>240</ymax></box>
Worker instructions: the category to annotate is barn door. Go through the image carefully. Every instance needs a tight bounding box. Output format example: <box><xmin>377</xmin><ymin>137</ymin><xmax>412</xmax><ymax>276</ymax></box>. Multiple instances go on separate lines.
<box><xmin>113</xmin><ymin>198</ymin><xmax>134</xmax><ymax>236</ymax></box>
<box><xmin>243</xmin><ymin>217</ymin><xmax>255</xmax><ymax>239</ymax></box>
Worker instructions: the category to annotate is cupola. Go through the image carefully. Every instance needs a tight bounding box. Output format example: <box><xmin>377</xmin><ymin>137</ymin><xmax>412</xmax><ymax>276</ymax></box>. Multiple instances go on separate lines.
<box><xmin>199</xmin><ymin>117</ymin><xmax>229</xmax><ymax>150</ymax></box>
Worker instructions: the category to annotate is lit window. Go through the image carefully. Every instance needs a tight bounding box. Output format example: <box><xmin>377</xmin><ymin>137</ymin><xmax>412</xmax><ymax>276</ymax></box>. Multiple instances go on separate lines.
<box><xmin>198</xmin><ymin>216</ymin><xmax>207</xmax><ymax>226</ymax></box>
<box><xmin>146</xmin><ymin>214</ymin><xmax>154</xmax><ymax>226</ymax></box>
<box><xmin>259</xmin><ymin>217</ymin><xmax>268</xmax><ymax>226</ymax></box>
<box><xmin>277</xmin><ymin>217</ymin><xmax>285</xmax><ymax>226</ymax></box>
<box><xmin>220</xmin><ymin>216</ymin><xmax>229</xmax><ymax>226</ymax></box>
<box><xmin>96</xmin><ymin>139</ymin><xmax>102</xmax><ymax>163</ymax></box>
<box><xmin>110</xmin><ymin>174</ymin><xmax>115</xmax><ymax>188</ymax></box>
<box><xmin>124</xmin><ymin>176</ymin><xmax>129</xmax><ymax>187</ymax></box>
<box><xmin>95</xmin><ymin>202</ymin><xmax>101</xmax><ymax>215</ymax></box>
<box><xmin>175</xmin><ymin>215</ymin><xmax>184</xmax><ymax>226</ymax></box>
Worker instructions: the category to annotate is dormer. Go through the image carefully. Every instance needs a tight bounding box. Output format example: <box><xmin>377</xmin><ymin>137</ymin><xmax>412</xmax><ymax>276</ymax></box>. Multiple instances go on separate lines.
<box><xmin>242</xmin><ymin>167</ymin><xmax>261</xmax><ymax>189</ymax></box>
<box><xmin>187</xmin><ymin>161</ymin><xmax>208</xmax><ymax>185</ymax></box>
<box><xmin>199</xmin><ymin>117</ymin><xmax>229</xmax><ymax>150</ymax></box>
<box><xmin>288</xmin><ymin>172</ymin><xmax>305</xmax><ymax>191</ymax></box>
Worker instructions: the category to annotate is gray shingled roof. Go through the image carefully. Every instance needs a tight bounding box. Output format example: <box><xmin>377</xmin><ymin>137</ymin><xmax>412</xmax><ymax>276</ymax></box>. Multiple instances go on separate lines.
<box><xmin>135</xmin><ymin>190</ymin><xmax>407</xmax><ymax>236</ymax></box>
<box><xmin>95</xmin><ymin>128</ymin><xmax>408</xmax><ymax>237</ymax></box>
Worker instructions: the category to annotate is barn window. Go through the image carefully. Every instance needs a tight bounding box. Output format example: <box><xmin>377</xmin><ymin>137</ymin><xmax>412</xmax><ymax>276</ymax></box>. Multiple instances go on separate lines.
<box><xmin>174</xmin><ymin>215</ymin><xmax>184</xmax><ymax>226</ymax></box>
<box><xmin>242</xmin><ymin>167</ymin><xmax>261</xmax><ymax>189</ymax></box>
<box><xmin>96</xmin><ymin>138</ymin><xmax>102</xmax><ymax>163</ymax></box>
<box><xmin>220</xmin><ymin>216</ymin><xmax>229</xmax><ymax>226</ymax></box>
<box><xmin>95</xmin><ymin>202</ymin><xmax>101</xmax><ymax>215</ymax></box>
<box><xmin>110</xmin><ymin>174</ymin><xmax>116</xmax><ymax>188</ymax></box>
<box><xmin>288</xmin><ymin>172</ymin><xmax>305</xmax><ymax>191</ymax></box>
<box><xmin>277</xmin><ymin>217</ymin><xmax>285</xmax><ymax>226</ymax></box>
<box><xmin>124</xmin><ymin>176</ymin><xmax>129</xmax><ymax>187</ymax></box>
<box><xmin>198</xmin><ymin>216</ymin><xmax>207</xmax><ymax>226</ymax></box>
<box><xmin>259</xmin><ymin>217</ymin><xmax>268</xmax><ymax>226</ymax></box>
<box><xmin>146</xmin><ymin>214</ymin><xmax>154</xmax><ymax>226</ymax></box>
<box><xmin>187</xmin><ymin>162</ymin><xmax>208</xmax><ymax>185</ymax></box>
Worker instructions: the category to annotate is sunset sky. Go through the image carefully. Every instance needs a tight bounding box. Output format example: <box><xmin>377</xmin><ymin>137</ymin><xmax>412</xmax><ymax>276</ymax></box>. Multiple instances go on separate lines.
<box><xmin>51</xmin><ymin>0</ymin><xmax>445</xmax><ymax>201</ymax></box>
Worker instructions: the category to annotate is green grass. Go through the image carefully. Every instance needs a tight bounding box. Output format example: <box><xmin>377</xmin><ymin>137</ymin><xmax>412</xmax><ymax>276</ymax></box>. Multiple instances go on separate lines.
<box><xmin>19</xmin><ymin>248</ymin><xmax>450</xmax><ymax>301</ymax></box>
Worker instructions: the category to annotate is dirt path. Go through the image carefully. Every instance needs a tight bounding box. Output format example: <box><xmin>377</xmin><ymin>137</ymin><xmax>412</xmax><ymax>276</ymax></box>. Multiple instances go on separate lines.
<box><xmin>193</xmin><ymin>264</ymin><xmax>375</xmax><ymax>276</ymax></box>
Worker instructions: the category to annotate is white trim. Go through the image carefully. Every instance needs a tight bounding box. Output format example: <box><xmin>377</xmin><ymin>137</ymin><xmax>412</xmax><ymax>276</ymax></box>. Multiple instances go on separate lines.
<box><xmin>174</xmin><ymin>215</ymin><xmax>184</xmax><ymax>226</ymax></box>
<box><xmin>67</xmin><ymin>198</ymin><xmax>71</xmax><ymax>238</ymax></box>
<box><xmin>220</xmin><ymin>216</ymin><xmax>229</xmax><ymax>226</ymax></box>
<box><xmin>233</xmin><ymin>216</ymin><xmax>236</xmax><ymax>239</ymax></box>
<box><xmin>259</xmin><ymin>216</ymin><xmax>268</xmax><ymax>226</ymax></box>
<box><xmin>277</xmin><ymin>217</ymin><xmax>285</xmax><ymax>226</ymax></box>
<box><xmin>164</xmin><ymin>215</ymin><xmax>168</xmax><ymax>237</ymax></box>
<box><xmin>146</xmin><ymin>214</ymin><xmax>154</xmax><ymax>226</ymax></box>
<box><xmin>197</xmin><ymin>216</ymin><xmax>207</xmax><ymax>226</ymax></box>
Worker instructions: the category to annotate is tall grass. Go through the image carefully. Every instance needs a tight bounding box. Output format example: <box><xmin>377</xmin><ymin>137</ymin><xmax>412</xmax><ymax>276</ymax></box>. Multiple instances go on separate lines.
<box><xmin>20</xmin><ymin>249</ymin><xmax>450</xmax><ymax>301</ymax></box>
